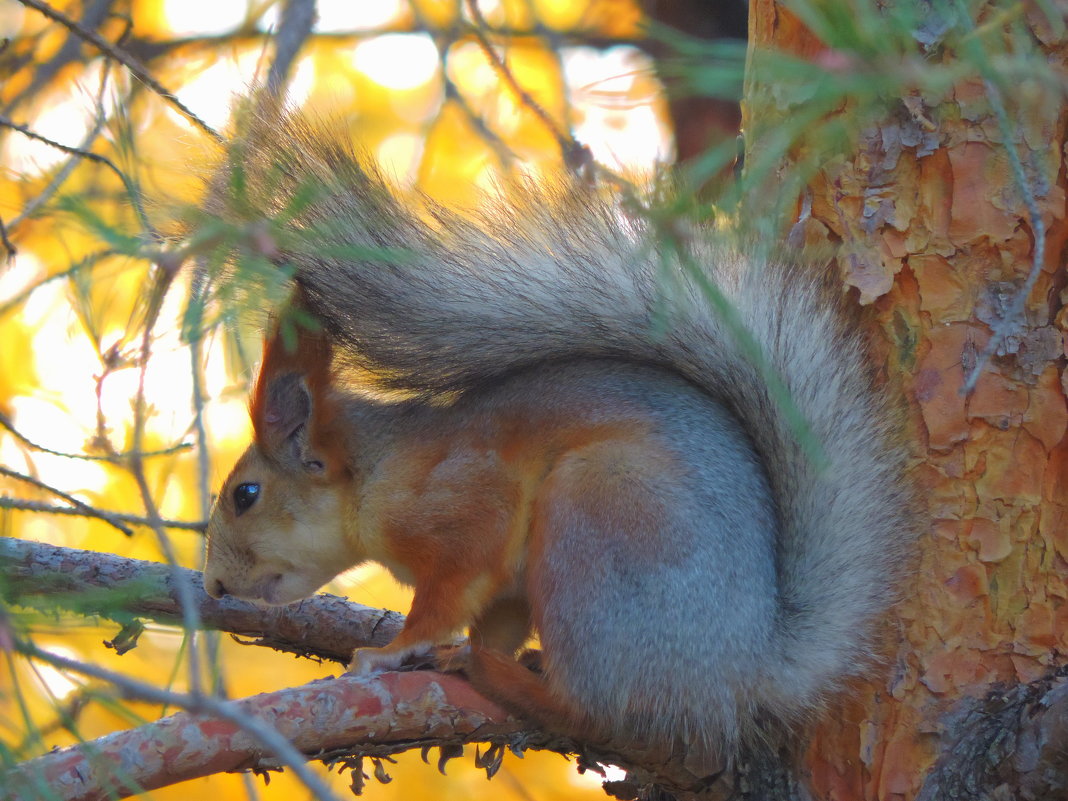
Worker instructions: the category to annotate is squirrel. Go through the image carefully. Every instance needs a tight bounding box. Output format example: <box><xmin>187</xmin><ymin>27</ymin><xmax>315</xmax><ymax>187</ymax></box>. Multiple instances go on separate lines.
<box><xmin>200</xmin><ymin>107</ymin><xmax>915</xmax><ymax>772</ymax></box>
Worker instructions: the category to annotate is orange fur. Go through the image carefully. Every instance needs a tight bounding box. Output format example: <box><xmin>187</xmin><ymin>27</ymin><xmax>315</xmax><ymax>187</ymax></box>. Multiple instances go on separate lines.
<box><xmin>464</xmin><ymin>646</ymin><xmax>596</xmax><ymax>740</ymax></box>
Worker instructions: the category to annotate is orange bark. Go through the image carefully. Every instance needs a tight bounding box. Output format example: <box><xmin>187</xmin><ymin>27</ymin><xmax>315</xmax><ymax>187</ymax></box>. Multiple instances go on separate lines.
<box><xmin>749</xmin><ymin>2</ymin><xmax>1068</xmax><ymax>798</ymax></box>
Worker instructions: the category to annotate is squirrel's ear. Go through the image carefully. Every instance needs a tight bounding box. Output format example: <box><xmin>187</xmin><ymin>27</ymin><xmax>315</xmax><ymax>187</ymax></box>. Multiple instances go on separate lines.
<box><xmin>257</xmin><ymin>371</ymin><xmax>328</xmax><ymax>473</ymax></box>
<box><xmin>250</xmin><ymin>300</ymin><xmax>344</xmax><ymax>476</ymax></box>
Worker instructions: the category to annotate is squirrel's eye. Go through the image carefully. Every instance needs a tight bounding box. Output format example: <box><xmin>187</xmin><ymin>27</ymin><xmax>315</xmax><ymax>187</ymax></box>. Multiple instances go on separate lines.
<box><xmin>233</xmin><ymin>482</ymin><xmax>260</xmax><ymax>515</ymax></box>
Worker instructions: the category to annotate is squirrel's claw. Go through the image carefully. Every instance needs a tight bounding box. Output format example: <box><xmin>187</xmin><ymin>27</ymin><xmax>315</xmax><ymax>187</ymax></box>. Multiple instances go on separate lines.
<box><xmin>347</xmin><ymin>642</ymin><xmax>434</xmax><ymax>675</ymax></box>
<box><xmin>433</xmin><ymin>643</ymin><xmax>472</xmax><ymax>673</ymax></box>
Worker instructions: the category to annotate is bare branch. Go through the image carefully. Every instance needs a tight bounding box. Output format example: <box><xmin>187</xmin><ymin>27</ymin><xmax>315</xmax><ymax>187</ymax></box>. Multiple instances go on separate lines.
<box><xmin>0</xmin><ymin>410</ymin><xmax>191</xmax><ymax>463</ymax></box>
<box><xmin>267</xmin><ymin>0</ymin><xmax>317</xmax><ymax>94</ymax></box>
<box><xmin>7</xmin><ymin>642</ymin><xmax>349</xmax><ymax>801</ymax></box>
<box><xmin>0</xmin><ymin>543</ymin><xmax>743</xmax><ymax>797</ymax></box>
<box><xmin>0</xmin><ymin>498</ymin><xmax>203</xmax><ymax>531</ymax></box>
<box><xmin>6</xmin><ymin>640</ymin><xmax>736</xmax><ymax>800</ymax></box>
<box><xmin>4</xmin><ymin>663</ymin><xmax>519</xmax><ymax>801</ymax></box>
<box><xmin>0</xmin><ymin>536</ymin><xmax>404</xmax><ymax>661</ymax></box>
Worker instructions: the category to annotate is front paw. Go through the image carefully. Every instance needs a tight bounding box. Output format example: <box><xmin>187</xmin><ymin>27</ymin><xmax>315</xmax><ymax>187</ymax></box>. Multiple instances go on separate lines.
<box><xmin>347</xmin><ymin>645</ymin><xmax>425</xmax><ymax>675</ymax></box>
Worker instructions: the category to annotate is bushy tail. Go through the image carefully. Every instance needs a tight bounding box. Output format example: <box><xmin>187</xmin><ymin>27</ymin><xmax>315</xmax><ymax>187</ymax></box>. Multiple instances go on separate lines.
<box><xmin>213</xmin><ymin>109</ymin><xmax>914</xmax><ymax>717</ymax></box>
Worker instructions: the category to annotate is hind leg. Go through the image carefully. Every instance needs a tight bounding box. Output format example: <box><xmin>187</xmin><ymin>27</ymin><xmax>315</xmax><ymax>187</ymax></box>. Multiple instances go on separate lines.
<box><xmin>471</xmin><ymin>596</ymin><xmax>532</xmax><ymax>654</ymax></box>
<box><xmin>462</xmin><ymin>643</ymin><xmax>595</xmax><ymax>741</ymax></box>
<box><xmin>454</xmin><ymin>440</ymin><xmax>679</xmax><ymax>744</ymax></box>
<box><xmin>435</xmin><ymin>595</ymin><xmax>532</xmax><ymax>672</ymax></box>
<box><xmin>432</xmin><ymin>594</ymin><xmax>588</xmax><ymax>736</ymax></box>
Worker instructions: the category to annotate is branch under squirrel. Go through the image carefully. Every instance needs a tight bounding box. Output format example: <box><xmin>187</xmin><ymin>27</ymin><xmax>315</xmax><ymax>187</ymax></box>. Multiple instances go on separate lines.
<box><xmin>3</xmin><ymin>671</ymin><xmax>522</xmax><ymax>801</ymax></box>
<box><xmin>7</xmin><ymin>657</ymin><xmax>804</xmax><ymax>801</ymax></box>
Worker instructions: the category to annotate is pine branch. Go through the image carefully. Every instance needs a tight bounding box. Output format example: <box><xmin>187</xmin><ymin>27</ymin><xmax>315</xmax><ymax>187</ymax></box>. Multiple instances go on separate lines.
<box><xmin>0</xmin><ymin>537</ymin><xmax>404</xmax><ymax>662</ymax></box>
<box><xmin>3</xmin><ymin>668</ymin><xmax>521</xmax><ymax>801</ymax></box>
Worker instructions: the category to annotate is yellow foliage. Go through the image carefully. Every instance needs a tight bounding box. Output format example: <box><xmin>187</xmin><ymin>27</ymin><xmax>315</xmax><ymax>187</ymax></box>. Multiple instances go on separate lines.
<box><xmin>409</xmin><ymin>0</ymin><xmax>460</xmax><ymax>29</ymax></box>
<box><xmin>566</xmin><ymin>0</ymin><xmax>644</xmax><ymax>37</ymax></box>
<box><xmin>0</xmin><ymin>320</ymin><xmax>37</xmax><ymax>413</ymax></box>
<box><xmin>1</xmin><ymin>0</ymin><xmax>658</xmax><ymax>797</ymax></box>
<box><xmin>419</xmin><ymin>101</ymin><xmax>498</xmax><ymax>201</ymax></box>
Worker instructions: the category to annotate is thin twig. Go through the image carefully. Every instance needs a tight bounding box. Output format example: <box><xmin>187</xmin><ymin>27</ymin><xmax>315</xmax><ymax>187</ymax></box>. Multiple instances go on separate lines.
<box><xmin>266</xmin><ymin>0</ymin><xmax>317</xmax><ymax>94</ymax></box>
<box><xmin>0</xmin><ymin>0</ymin><xmax>115</xmax><ymax>116</ymax></box>
<box><xmin>403</xmin><ymin>0</ymin><xmax>516</xmax><ymax>169</ymax></box>
<box><xmin>0</xmin><ymin>215</ymin><xmax>15</xmax><ymax>260</ymax></box>
<box><xmin>0</xmin><ymin>250</ymin><xmax>113</xmax><ymax>319</ymax></box>
<box><xmin>521</xmin><ymin>0</ymin><xmax>581</xmax><ymax>146</ymax></box>
<box><xmin>15</xmin><ymin>0</ymin><xmax>222</xmax><ymax>142</ymax></box>
<box><xmin>0</xmin><ymin>466</ymin><xmax>133</xmax><ymax>536</ymax></box>
<box><xmin>0</xmin><ymin>113</ymin><xmax>156</xmax><ymax>237</ymax></box>
<box><xmin>0</xmin><ymin>497</ymin><xmax>204</xmax><ymax>531</ymax></box>
<box><xmin>186</xmin><ymin>267</ymin><xmax>214</xmax><ymax>525</ymax></box>
<box><xmin>11</xmin><ymin>689</ymin><xmax>90</xmax><ymax>761</ymax></box>
<box><xmin>0</xmin><ymin>115</ymin><xmax>125</xmax><ymax>175</ymax></box>
<box><xmin>6</xmin><ymin>110</ymin><xmax>108</xmax><ymax>234</ymax></box>
<box><xmin>15</xmin><ymin>641</ymin><xmax>346</xmax><ymax>801</ymax></box>
<box><xmin>464</xmin><ymin>0</ymin><xmax>590</xmax><ymax>170</ymax></box>
<box><xmin>185</xmin><ymin>266</ymin><xmax>219</xmax><ymax>698</ymax></box>
<box><xmin>0</xmin><ymin>411</ymin><xmax>191</xmax><ymax>463</ymax></box>
<box><xmin>7</xmin><ymin>54</ymin><xmax>118</xmax><ymax>235</ymax></box>
<box><xmin>126</xmin><ymin>270</ymin><xmax>207</xmax><ymax>698</ymax></box>
<box><xmin>126</xmin><ymin>24</ymin><xmax>642</xmax><ymax>61</ymax></box>
<box><xmin>444</xmin><ymin>78</ymin><xmax>519</xmax><ymax>168</ymax></box>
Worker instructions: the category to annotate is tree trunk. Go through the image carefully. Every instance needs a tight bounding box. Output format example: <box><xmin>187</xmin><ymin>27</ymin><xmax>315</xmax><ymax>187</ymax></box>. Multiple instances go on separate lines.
<box><xmin>639</xmin><ymin>0</ymin><xmax>746</xmax><ymax>163</ymax></box>
<box><xmin>747</xmin><ymin>2</ymin><xmax>1068</xmax><ymax>797</ymax></box>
